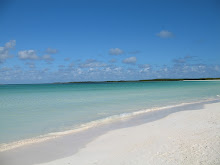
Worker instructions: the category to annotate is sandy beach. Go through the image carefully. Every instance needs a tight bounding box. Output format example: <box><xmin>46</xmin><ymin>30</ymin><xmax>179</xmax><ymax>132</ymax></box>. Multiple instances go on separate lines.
<box><xmin>1</xmin><ymin>101</ymin><xmax>219</xmax><ymax>165</ymax></box>
<box><xmin>1</xmin><ymin>0</ymin><xmax>220</xmax><ymax>164</ymax></box>
<box><xmin>36</xmin><ymin>101</ymin><xmax>220</xmax><ymax>165</ymax></box>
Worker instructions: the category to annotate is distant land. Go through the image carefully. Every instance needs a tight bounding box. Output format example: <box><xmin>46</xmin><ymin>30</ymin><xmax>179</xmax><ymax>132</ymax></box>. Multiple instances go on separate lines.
<box><xmin>52</xmin><ymin>78</ymin><xmax>220</xmax><ymax>84</ymax></box>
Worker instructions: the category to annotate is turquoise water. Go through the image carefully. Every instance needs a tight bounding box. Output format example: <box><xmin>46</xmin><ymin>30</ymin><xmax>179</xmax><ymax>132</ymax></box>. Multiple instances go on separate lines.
<box><xmin>0</xmin><ymin>81</ymin><xmax>220</xmax><ymax>144</ymax></box>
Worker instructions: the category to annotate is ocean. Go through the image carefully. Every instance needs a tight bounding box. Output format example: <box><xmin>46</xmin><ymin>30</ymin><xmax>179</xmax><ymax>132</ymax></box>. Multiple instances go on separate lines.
<box><xmin>0</xmin><ymin>81</ymin><xmax>220</xmax><ymax>146</ymax></box>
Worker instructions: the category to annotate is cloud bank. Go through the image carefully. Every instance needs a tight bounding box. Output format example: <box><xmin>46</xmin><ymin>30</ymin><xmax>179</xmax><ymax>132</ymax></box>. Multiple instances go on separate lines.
<box><xmin>0</xmin><ymin>41</ymin><xmax>219</xmax><ymax>84</ymax></box>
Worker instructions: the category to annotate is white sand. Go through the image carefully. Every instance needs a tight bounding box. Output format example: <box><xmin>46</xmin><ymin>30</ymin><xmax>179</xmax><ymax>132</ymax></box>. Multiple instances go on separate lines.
<box><xmin>37</xmin><ymin>102</ymin><xmax>220</xmax><ymax>165</ymax></box>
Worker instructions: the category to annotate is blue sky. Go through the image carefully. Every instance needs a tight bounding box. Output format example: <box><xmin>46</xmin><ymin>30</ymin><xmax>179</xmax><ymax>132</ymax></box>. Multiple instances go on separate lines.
<box><xmin>0</xmin><ymin>0</ymin><xmax>220</xmax><ymax>83</ymax></box>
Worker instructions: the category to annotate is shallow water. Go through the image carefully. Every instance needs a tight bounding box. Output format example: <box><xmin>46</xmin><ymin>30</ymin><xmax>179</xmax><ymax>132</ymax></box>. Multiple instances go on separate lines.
<box><xmin>0</xmin><ymin>81</ymin><xmax>220</xmax><ymax>144</ymax></box>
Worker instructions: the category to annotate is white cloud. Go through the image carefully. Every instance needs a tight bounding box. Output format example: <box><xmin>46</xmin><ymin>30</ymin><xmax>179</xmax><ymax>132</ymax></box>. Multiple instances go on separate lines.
<box><xmin>156</xmin><ymin>30</ymin><xmax>174</xmax><ymax>38</ymax></box>
<box><xmin>42</xmin><ymin>54</ymin><xmax>54</xmax><ymax>62</ymax></box>
<box><xmin>1</xmin><ymin>62</ymin><xmax>220</xmax><ymax>84</ymax></box>
<box><xmin>139</xmin><ymin>64</ymin><xmax>151</xmax><ymax>72</ymax></box>
<box><xmin>138</xmin><ymin>64</ymin><xmax>150</xmax><ymax>68</ymax></box>
<box><xmin>18</xmin><ymin>50</ymin><xmax>55</xmax><ymax>63</ymax></box>
<box><xmin>0</xmin><ymin>40</ymin><xmax>16</xmax><ymax>63</ymax></box>
<box><xmin>18</xmin><ymin>48</ymin><xmax>56</xmax><ymax>63</ymax></box>
<box><xmin>122</xmin><ymin>56</ymin><xmax>137</xmax><ymax>64</ymax></box>
<box><xmin>79</xmin><ymin>59</ymin><xmax>107</xmax><ymax>68</ymax></box>
<box><xmin>109</xmin><ymin>48</ymin><xmax>124</xmax><ymax>55</ymax></box>
<box><xmin>18</xmin><ymin>50</ymin><xmax>39</xmax><ymax>60</ymax></box>
<box><xmin>46</xmin><ymin>48</ymin><xmax>58</xmax><ymax>54</ymax></box>
<box><xmin>5</xmin><ymin>40</ymin><xmax>16</xmax><ymax>48</ymax></box>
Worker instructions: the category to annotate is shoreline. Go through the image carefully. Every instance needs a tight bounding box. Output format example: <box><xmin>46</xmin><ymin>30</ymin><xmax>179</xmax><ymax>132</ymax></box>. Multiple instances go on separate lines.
<box><xmin>2</xmin><ymin>78</ymin><xmax>220</xmax><ymax>85</ymax></box>
<box><xmin>0</xmin><ymin>98</ymin><xmax>218</xmax><ymax>152</ymax></box>
<box><xmin>0</xmin><ymin>99</ymin><xmax>220</xmax><ymax>165</ymax></box>
<box><xmin>39</xmin><ymin>100</ymin><xmax>220</xmax><ymax>165</ymax></box>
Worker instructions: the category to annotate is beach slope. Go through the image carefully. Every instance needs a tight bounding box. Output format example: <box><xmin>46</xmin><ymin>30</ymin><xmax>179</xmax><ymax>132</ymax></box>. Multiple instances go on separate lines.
<box><xmin>38</xmin><ymin>102</ymin><xmax>220</xmax><ymax>165</ymax></box>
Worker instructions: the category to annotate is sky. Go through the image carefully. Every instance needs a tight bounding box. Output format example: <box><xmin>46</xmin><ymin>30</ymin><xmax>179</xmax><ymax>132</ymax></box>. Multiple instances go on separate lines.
<box><xmin>0</xmin><ymin>0</ymin><xmax>220</xmax><ymax>84</ymax></box>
